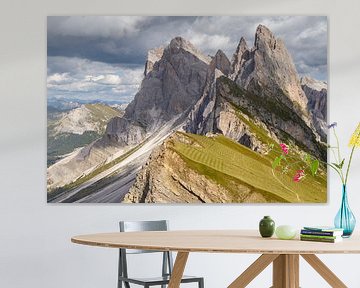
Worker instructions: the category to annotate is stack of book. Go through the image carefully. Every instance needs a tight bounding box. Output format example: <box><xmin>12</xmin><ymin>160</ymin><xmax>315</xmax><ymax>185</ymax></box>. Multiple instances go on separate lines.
<box><xmin>300</xmin><ymin>226</ymin><xmax>344</xmax><ymax>243</ymax></box>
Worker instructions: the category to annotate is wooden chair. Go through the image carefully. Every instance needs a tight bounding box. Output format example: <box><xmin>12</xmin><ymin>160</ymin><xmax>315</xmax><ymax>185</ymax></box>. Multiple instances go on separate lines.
<box><xmin>118</xmin><ymin>220</ymin><xmax>204</xmax><ymax>288</ymax></box>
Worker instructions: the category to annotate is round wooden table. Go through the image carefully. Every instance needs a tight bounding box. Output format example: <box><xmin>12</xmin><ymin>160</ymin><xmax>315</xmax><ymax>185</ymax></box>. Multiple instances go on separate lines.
<box><xmin>72</xmin><ymin>230</ymin><xmax>360</xmax><ymax>288</ymax></box>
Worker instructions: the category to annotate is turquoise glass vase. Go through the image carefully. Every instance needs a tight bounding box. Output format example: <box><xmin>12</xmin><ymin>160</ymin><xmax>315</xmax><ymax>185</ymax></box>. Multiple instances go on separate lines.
<box><xmin>334</xmin><ymin>185</ymin><xmax>356</xmax><ymax>237</ymax></box>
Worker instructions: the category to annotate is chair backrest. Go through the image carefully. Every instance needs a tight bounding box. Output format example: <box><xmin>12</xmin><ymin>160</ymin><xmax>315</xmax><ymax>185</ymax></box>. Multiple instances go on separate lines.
<box><xmin>118</xmin><ymin>220</ymin><xmax>174</xmax><ymax>282</ymax></box>
<box><xmin>119</xmin><ymin>220</ymin><xmax>169</xmax><ymax>254</ymax></box>
<box><xmin>120</xmin><ymin>220</ymin><xmax>168</xmax><ymax>232</ymax></box>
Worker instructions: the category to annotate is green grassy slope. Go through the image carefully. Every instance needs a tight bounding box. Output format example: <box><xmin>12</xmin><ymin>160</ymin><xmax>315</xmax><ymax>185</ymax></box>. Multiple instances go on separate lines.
<box><xmin>171</xmin><ymin>132</ymin><xmax>326</xmax><ymax>203</ymax></box>
<box><xmin>84</xmin><ymin>103</ymin><xmax>121</xmax><ymax>126</ymax></box>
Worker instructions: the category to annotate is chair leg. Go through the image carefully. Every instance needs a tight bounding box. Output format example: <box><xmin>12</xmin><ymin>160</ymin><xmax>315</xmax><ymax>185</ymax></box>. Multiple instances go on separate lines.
<box><xmin>118</xmin><ymin>280</ymin><xmax>130</xmax><ymax>288</ymax></box>
<box><xmin>199</xmin><ymin>278</ymin><xmax>204</xmax><ymax>288</ymax></box>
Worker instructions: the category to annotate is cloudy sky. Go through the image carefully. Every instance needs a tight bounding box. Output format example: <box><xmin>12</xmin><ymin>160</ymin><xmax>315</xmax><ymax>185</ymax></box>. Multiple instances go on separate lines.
<box><xmin>47</xmin><ymin>16</ymin><xmax>327</xmax><ymax>104</ymax></box>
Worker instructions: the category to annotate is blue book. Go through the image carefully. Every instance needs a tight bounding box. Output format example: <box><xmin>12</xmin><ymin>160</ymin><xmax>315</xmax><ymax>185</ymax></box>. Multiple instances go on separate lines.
<box><xmin>302</xmin><ymin>226</ymin><xmax>343</xmax><ymax>237</ymax></box>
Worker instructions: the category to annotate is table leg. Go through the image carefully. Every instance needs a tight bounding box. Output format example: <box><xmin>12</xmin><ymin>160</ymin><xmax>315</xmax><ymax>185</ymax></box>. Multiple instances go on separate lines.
<box><xmin>228</xmin><ymin>253</ymin><xmax>348</xmax><ymax>288</ymax></box>
<box><xmin>272</xmin><ymin>254</ymin><xmax>299</xmax><ymax>288</ymax></box>
<box><xmin>301</xmin><ymin>254</ymin><xmax>347</xmax><ymax>288</ymax></box>
<box><xmin>168</xmin><ymin>252</ymin><xmax>189</xmax><ymax>288</ymax></box>
<box><xmin>228</xmin><ymin>254</ymin><xmax>279</xmax><ymax>288</ymax></box>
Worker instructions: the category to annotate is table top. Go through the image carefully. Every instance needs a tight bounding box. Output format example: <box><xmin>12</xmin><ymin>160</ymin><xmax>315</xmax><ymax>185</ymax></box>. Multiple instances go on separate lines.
<box><xmin>71</xmin><ymin>230</ymin><xmax>360</xmax><ymax>254</ymax></box>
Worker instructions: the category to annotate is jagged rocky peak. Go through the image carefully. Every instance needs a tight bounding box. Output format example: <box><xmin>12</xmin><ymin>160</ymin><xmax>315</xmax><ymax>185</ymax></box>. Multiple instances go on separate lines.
<box><xmin>231</xmin><ymin>37</ymin><xmax>249</xmax><ymax>77</ymax></box>
<box><xmin>106</xmin><ymin>36</ymin><xmax>210</xmax><ymax>144</ymax></box>
<box><xmin>235</xmin><ymin>24</ymin><xmax>309</xmax><ymax>118</ymax></box>
<box><xmin>144</xmin><ymin>47</ymin><xmax>164</xmax><ymax>76</ymax></box>
<box><xmin>254</xmin><ymin>24</ymin><xmax>277</xmax><ymax>50</ymax></box>
<box><xmin>210</xmin><ymin>49</ymin><xmax>231</xmax><ymax>76</ymax></box>
<box><xmin>169</xmin><ymin>36</ymin><xmax>193</xmax><ymax>49</ymax></box>
<box><xmin>167</xmin><ymin>36</ymin><xmax>211</xmax><ymax>64</ymax></box>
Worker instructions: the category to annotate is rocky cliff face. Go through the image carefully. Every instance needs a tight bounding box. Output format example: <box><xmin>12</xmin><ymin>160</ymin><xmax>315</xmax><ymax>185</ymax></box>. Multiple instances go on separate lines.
<box><xmin>144</xmin><ymin>47</ymin><xmax>164</xmax><ymax>76</ymax></box>
<box><xmin>183</xmin><ymin>53</ymin><xmax>268</xmax><ymax>153</ymax></box>
<box><xmin>105</xmin><ymin>37</ymin><xmax>211</xmax><ymax>146</ymax></box>
<box><xmin>301</xmin><ymin>76</ymin><xmax>327</xmax><ymax>119</ymax></box>
<box><xmin>301</xmin><ymin>76</ymin><xmax>327</xmax><ymax>141</ymax></box>
<box><xmin>184</xmin><ymin>74</ymin><xmax>326</xmax><ymax>160</ymax></box>
<box><xmin>231</xmin><ymin>37</ymin><xmax>249</xmax><ymax>78</ymax></box>
<box><xmin>211</xmin><ymin>50</ymin><xmax>231</xmax><ymax>76</ymax></box>
<box><xmin>122</xmin><ymin>37</ymin><xmax>210</xmax><ymax>131</ymax></box>
<box><xmin>232</xmin><ymin>25</ymin><xmax>309</xmax><ymax>120</ymax></box>
<box><xmin>217</xmin><ymin>77</ymin><xmax>326</xmax><ymax>160</ymax></box>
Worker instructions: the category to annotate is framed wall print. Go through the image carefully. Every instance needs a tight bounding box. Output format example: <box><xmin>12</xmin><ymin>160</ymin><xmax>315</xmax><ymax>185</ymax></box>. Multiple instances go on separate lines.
<box><xmin>47</xmin><ymin>16</ymin><xmax>327</xmax><ymax>203</ymax></box>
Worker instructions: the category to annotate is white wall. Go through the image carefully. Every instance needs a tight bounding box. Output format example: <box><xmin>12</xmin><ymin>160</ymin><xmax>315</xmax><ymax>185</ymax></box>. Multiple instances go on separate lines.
<box><xmin>1</xmin><ymin>0</ymin><xmax>360</xmax><ymax>287</ymax></box>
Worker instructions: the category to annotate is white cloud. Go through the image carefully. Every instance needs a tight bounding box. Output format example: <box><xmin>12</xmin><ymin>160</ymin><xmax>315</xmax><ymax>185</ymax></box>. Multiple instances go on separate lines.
<box><xmin>47</xmin><ymin>56</ymin><xmax>144</xmax><ymax>103</ymax></box>
<box><xmin>124</xmin><ymin>69</ymin><xmax>144</xmax><ymax>84</ymax></box>
<box><xmin>47</xmin><ymin>72</ymin><xmax>72</xmax><ymax>84</ymax></box>
<box><xmin>112</xmin><ymin>84</ymin><xmax>140</xmax><ymax>94</ymax></box>
<box><xmin>48</xmin><ymin>79</ymin><xmax>98</xmax><ymax>92</ymax></box>
<box><xmin>86</xmin><ymin>74</ymin><xmax>122</xmax><ymax>85</ymax></box>
<box><xmin>187</xmin><ymin>32</ymin><xmax>231</xmax><ymax>53</ymax></box>
<box><xmin>297</xmin><ymin>22</ymin><xmax>327</xmax><ymax>40</ymax></box>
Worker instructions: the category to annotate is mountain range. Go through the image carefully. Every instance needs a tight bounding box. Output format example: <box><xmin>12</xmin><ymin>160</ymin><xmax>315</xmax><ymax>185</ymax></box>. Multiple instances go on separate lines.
<box><xmin>47</xmin><ymin>103</ymin><xmax>122</xmax><ymax>167</ymax></box>
<box><xmin>47</xmin><ymin>25</ymin><xmax>327</xmax><ymax>203</ymax></box>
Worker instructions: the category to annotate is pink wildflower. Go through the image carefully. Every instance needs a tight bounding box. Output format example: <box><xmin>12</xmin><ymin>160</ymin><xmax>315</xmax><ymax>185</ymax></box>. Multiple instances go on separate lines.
<box><xmin>293</xmin><ymin>170</ymin><xmax>305</xmax><ymax>182</ymax></box>
<box><xmin>279</xmin><ymin>143</ymin><xmax>289</xmax><ymax>155</ymax></box>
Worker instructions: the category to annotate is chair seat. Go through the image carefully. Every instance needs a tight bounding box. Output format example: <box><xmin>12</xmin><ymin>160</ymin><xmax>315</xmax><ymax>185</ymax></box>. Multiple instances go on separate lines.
<box><xmin>119</xmin><ymin>274</ymin><xmax>202</xmax><ymax>285</ymax></box>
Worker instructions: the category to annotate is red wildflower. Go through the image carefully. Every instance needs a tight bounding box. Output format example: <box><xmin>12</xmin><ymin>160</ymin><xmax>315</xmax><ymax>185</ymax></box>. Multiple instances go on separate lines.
<box><xmin>293</xmin><ymin>170</ymin><xmax>305</xmax><ymax>182</ymax></box>
<box><xmin>279</xmin><ymin>143</ymin><xmax>289</xmax><ymax>155</ymax></box>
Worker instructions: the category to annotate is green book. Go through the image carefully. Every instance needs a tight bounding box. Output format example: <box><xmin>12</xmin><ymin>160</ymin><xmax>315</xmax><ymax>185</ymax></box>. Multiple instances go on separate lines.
<box><xmin>300</xmin><ymin>236</ymin><xmax>342</xmax><ymax>243</ymax></box>
<box><xmin>300</xmin><ymin>234</ymin><xmax>340</xmax><ymax>240</ymax></box>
